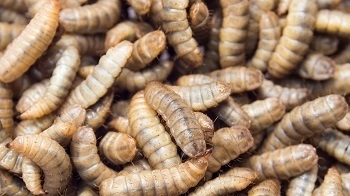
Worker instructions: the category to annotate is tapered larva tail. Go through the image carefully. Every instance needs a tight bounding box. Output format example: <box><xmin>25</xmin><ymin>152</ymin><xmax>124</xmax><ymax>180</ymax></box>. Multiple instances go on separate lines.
<box><xmin>0</xmin><ymin>168</ymin><xmax>31</xmax><ymax>195</ymax></box>
<box><xmin>21</xmin><ymin>158</ymin><xmax>45</xmax><ymax>195</ymax></box>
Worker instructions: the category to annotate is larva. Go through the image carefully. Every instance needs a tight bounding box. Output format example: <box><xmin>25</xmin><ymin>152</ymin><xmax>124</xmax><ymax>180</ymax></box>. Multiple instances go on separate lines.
<box><xmin>297</xmin><ymin>52</ymin><xmax>335</xmax><ymax>81</ymax></box>
<box><xmin>0</xmin><ymin>0</ymin><xmax>27</xmax><ymax>13</ymax></box>
<box><xmin>336</xmin><ymin>111</ymin><xmax>350</xmax><ymax>131</ymax></box>
<box><xmin>219</xmin><ymin>0</ymin><xmax>249</xmax><ymax>68</ymax></box>
<box><xmin>8</xmin><ymin>73</ymin><xmax>33</xmax><ymax>99</ymax></box>
<box><xmin>0</xmin><ymin>23</ymin><xmax>24</xmax><ymax>50</ymax></box>
<box><xmin>242</xmin><ymin>97</ymin><xmax>286</xmax><ymax>135</ymax></box>
<box><xmin>119</xmin><ymin>159</ymin><xmax>152</xmax><ymax>175</ymax></box>
<box><xmin>0</xmin><ymin>82</ymin><xmax>14</xmax><ymax>136</ymax></box>
<box><xmin>206</xmin><ymin>126</ymin><xmax>254</xmax><ymax>180</ymax></box>
<box><xmin>321</xmin><ymin>167</ymin><xmax>344</xmax><ymax>196</ymax></box>
<box><xmin>231</xmin><ymin>92</ymin><xmax>251</xmax><ymax>106</ymax></box>
<box><xmin>78</xmin><ymin>65</ymin><xmax>94</xmax><ymax>78</ymax></box>
<box><xmin>0</xmin><ymin>130</ymin><xmax>23</xmax><ymax>174</ymax></box>
<box><xmin>165</xmin><ymin>81</ymin><xmax>231</xmax><ymax>111</ymax></box>
<box><xmin>99</xmin><ymin>155</ymin><xmax>209</xmax><ymax>195</ymax></box>
<box><xmin>209</xmin><ymin>66</ymin><xmax>264</xmax><ymax>93</ymax></box>
<box><xmin>341</xmin><ymin>173</ymin><xmax>350</xmax><ymax>195</ymax></box>
<box><xmin>39</xmin><ymin>122</ymin><xmax>78</xmax><ymax>146</ymax></box>
<box><xmin>105</xmin><ymin>21</ymin><xmax>153</xmax><ymax>51</ymax></box>
<box><xmin>115</xmin><ymin>61</ymin><xmax>174</xmax><ymax>93</ymax></box>
<box><xmin>189</xmin><ymin>0</ymin><xmax>210</xmax><ymax>45</ymax></box>
<box><xmin>286</xmin><ymin>166</ymin><xmax>318</xmax><ymax>196</ymax></box>
<box><xmin>127</xmin><ymin>0</ymin><xmax>151</xmax><ymax>15</ymax></box>
<box><xmin>248</xmin><ymin>179</ymin><xmax>281</xmax><ymax>196</ymax></box>
<box><xmin>59</xmin><ymin>0</ymin><xmax>121</xmax><ymax>34</ymax></box>
<box><xmin>191</xmin><ymin>167</ymin><xmax>258</xmax><ymax>196</ymax></box>
<box><xmin>247</xmin><ymin>11</ymin><xmax>281</xmax><ymax>72</ymax></box>
<box><xmin>144</xmin><ymin>81</ymin><xmax>206</xmax><ymax>158</ymax></box>
<box><xmin>128</xmin><ymin>90</ymin><xmax>181</xmax><ymax>169</ymax></box>
<box><xmin>108</xmin><ymin>116</ymin><xmax>131</xmax><ymax>134</ymax></box>
<box><xmin>0</xmin><ymin>169</ymin><xmax>30</xmax><ymax>196</ymax></box>
<box><xmin>20</xmin><ymin>46</ymin><xmax>81</xmax><ymax>120</ymax></box>
<box><xmin>259</xmin><ymin>94</ymin><xmax>348</xmax><ymax>153</ymax></box>
<box><xmin>310</xmin><ymin>34</ymin><xmax>339</xmax><ymax>55</ymax></box>
<box><xmin>194</xmin><ymin>112</ymin><xmax>214</xmax><ymax>149</ymax></box>
<box><xmin>243</xmin><ymin>144</ymin><xmax>318</xmax><ymax>180</ymax></box>
<box><xmin>0</xmin><ymin>0</ymin><xmax>59</xmax><ymax>83</ymax></box>
<box><xmin>277</xmin><ymin>0</ymin><xmax>290</xmax><ymax>15</ymax></box>
<box><xmin>13</xmin><ymin>114</ymin><xmax>56</xmax><ymax>138</ymax></box>
<box><xmin>61</xmin><ymin>41</ymin><xmax>133</xmax><ymax>110</ymax></box>
<box><xmin>7</xmin><ymin>134</ymin><xmax>72</xmax><ymax>195</ymax></box>
<box><xmin>176</xmin><ymin>74</ymin><xmax>214</xmax><ymax>86</ymax></box>
<box><xmin>111</xmin><ymin>100</ymin><xmax>130</xmax><ymax>117</ymax></box>
<box><xmin>21</xmin><ymin>158</ymin><xmax>44</xmax><ymax>195</ymax></box>
<box><xmin>70</xmin><ymin>126</ymin><xmax>117</xmax><ymax>188</ymax></box>
<box><xmin>267</xmin><ymin>0</ymin><xmax>317</xmax><ymax>79</ymax></box>
<box><xmin>247</xmin><ymin>131</ymin><xmax>265</xmax><ymax>154</ymax></box>
<box><xmin>161</xmin><ymin>0</ymin><xmax>203</xmax><ymax>68</ymax></box>
<box><xmin>57</xmin><ymin>34</ymin><xmax>106</xmax><ymax>56</ymax></box>
<box><xmin>315</xmin><ymin>10</ymin><xmax>350</xmax><ymax>37</ymax></box>
<box><xmin>257</xmin><ymin>79</ymin><xmax>311</xmax><ymax>110</ymax></box>
<box><xmin>318</xmin><ymin>0</ymin><xmax>342</xmax><ymax>9</ymax></box>
<box><xmin>77</xmin><ymin>182</ymin><xmax>99</xmax><ymax>196</ymax></box>
<box><xmin>99</xmin><ymin>132</ymin><xmax>137</xmax><ymax>166</ymax></box>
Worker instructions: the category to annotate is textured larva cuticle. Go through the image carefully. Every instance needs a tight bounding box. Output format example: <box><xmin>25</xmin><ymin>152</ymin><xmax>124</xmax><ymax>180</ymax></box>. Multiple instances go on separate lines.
<box><xmin>321</xmin><ymin>167</ymin><xmax>344</xmax><ymax>196</ymax></box>
<box><xmin>127</xmin><ymin>0</ymin><xmax>151</xmax><ymax>15</ymax></box>
<box><xmin>0</xmin><ymin>130</ymin><xmax>23</xmax><ymax>174</ymax></box>
<box><xmin>189</xmin><ymin>1</ymin><xmax>210</xmax><ymax>45</ymax></box>
<box><xmin>297</xmin><ymin>52</ymin><xmax>335</xmax><ymax>81</ymax></box>
<box><xmin>286</xmin><ymin>166</ymin><xmax>318</xmax><ymax>196</ymax></box>
<box><xmin>248</xmin><ymin>179</ymin><xmax>281</xmax><ymax>196</ymax></box>
<box><xmin>21</xmin><ymin>158</ymin><xmax>44</xmax><ymax>195</ymax></box>
<box><xmin>336</xmin><ymin>111</ymin><xmax>350</xmax><ymax>131</ymax></box>
<box><xmin>315</xmin><ymin>10</ymin><xmax>350</xmax><ymax>37</ymax></box>
<box><xmin>119</xmin><ymin>159</ymin><xmax>152</xmax><ymax>175</ymax></box>
<box><xmin>108</xmin><ymin>116</ymin><xmax>131</xmax><ymax>134</ymax></box>
<box><xmin>13</xmin><ymin>113</ymin><xmax>56</xmax><ymax>138</ymax></box>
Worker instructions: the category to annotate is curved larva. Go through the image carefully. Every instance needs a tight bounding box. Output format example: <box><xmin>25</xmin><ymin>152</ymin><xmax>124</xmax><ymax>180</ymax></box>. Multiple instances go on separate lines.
<box><xmin>194</xmin><ymin>112</ymin><xmax>214</xmax><ymax>149</ymax></box>
<box><xmin>25</xmin><ymin>0</ymin><xmax>88</xmax><ymax>17</ymax></box>
<box><xmin>115</xmin><ymin>61</ymin><xmax>174</xmax><ymax>93</ymax></box>
<box><xmin>39</xmin><ymin>122</ymin><xmax>78</xmax><ymax>146</ymax></box>
<box><xmin>297</xmin><ymin>52</ymin><xmax>335</xmax><ymax>81</ymax></box>
<box><xmin>336</xmin><ymin>111</ymin><xmax>350</xmax><ymax>131</ymax></box>
<box><xmin>206</xmin><ymin>126</ymin><xmax>253</xmax><ymax>180</ymax></box>
<box><xmin>128</xmin><ymin>90</ymin><xmax>181</xmax><ymax>169</ymax></box>
<box><xmin>13</xmin><ymin>113</ymin><xmax>56</xmax><ymax>138</ymax></box>
<box><xmin>119</xmin><ymin>159</ymin><xmax>152</xmax><ymax>175</ymax></box>
<box><xmin>144</xmin><ymin>81</ymin><xmax>206</xmax><ymax>158</ymax></box>
<box><xmin>247</xmin><ymin>131</ymin><xmax>265</xmax><ymax>154</ymax></box>
<box><xmin>268</xmin><ymin>0</ymin><xmax>317</xmax><ymax>79</ymax></box>
<box><xmin>0</xmin><ymin>169</ymin><xmax>30</xmax><ymax>196</ymax></box>
<box><xmin>0</xmin><ymin>82</ymin><xmax>14</xmax><ymax>136</ymax></box>
<box><xmin>315</xmin><ymin>10</ymin><xmax>350</xmax><ymax>37</ymax></box>
<box><xmin>189</xmin><ymin>1</ymin><xmax>210</xmax><ymax>45</ymax></box>
<box><xmin>191</xmin><ymin>167</ymin><xmax>258</xmax><ymax>196</ymax></box>
<box><xmin>62</xmin><ymin>41</ymin><xmax>133</xmax><ymax>109</ymax></box>
<box><xmin>54</xmin><ymin>104</ymin><xmax>86</xmax><ymax>125</ymax></box>
<box><xmin>166</xmin><ymin>81</ymin><xmax>231</xmax><ymax>111</ymax></box>
<box><xmin>0</xmin><ymin>0</ymin><xmax>59</xmax><ymax>83</ymax></box>
<box><xmin>8</xmin><ymin>73</ymin><xmax>33</xmax><ymax>99</ymax></box>
<box><xmin>247</xmin><ymin>11</ymin><xmax>281</xmax><ymax>72</ymax></box>
<box><xmin>70</xmin><ymin>126</ymin><xmax>118</xmax><ymax>188</ymax></box>
<box><xmin>58</xmin><ymin>34</ymin><xmax>106</xmax><ymax>56</ymax></box>
<box><xmin>259</xmin><ymin>94</ymin><xmax>348</xmax><ymax>153</ymax></box>
<box><xmin>127</xmin><ymin>0</ymin><xmax>151</xmax><ymax>15</ymax></box>
<box><xmin>0</xmin><ymin>0</ymin><xmax>27</xmax><ymax>13</ymax></box>
<box><xmin>248</xmin><ymin>179</ymin><xmax>281</xmax><ymax>196</ymax></box>
<box><xmin>99</xmin><ymin>132</ymin><xmax>137</xmax><ymax>166</ymax></box>
<box><xmin>0</xmin><ymin>131</ymin><xmax>23</xmax><ymax>174</ymax></box>
<box><xmin>243</xmin><ymin>144</ymin><xmax>318</xmax><ymax>180</ymax></box>
<box><xmin>7</xmin><ymin>134</ymin><xmax>72</xmax><ymax>195</ymax></box>
<box><xmin>124</xmin><ymin>30</ymin><xmax>166</xmax><ymax>71</ymax></box>
<box><xmin>257</xmin><ymin>79</ymin><xmax>311</xmax><ymax>110</ymax></box>
<box><xmin>321</xmin><ymin>167</ymin><xmax>344</xmax><ymax>196</ymax></box>
<box><xmin>219</xmin><ymin>0</ymin><xmax>249</xmax><ymax>68</ymax></box>
<box><xmin>20</xmin><ymin>46</ymin><xmax>81</xmax><ymax>119</ymax></box>
<box><xmin>242</xmin><ymin>97</ymin><xmax>286</xmax><ymax>135</ymax></box>
<box><xmin>21</xmin><ymin>158</ymin><xmax>44</xmax><ymax>195</ymax></box>
<box><xmin>99</xmin><ymin>155</ymin><xmax>209</xmax><ymax>195</ymax></box>
<box><xmin>0</xmin><ymin>23</ymin><xmax>25</xmax><ymax>50</ymax></box>
<box><xmin>161</xmin><ymin>0</ymin><xmax>203</xmax><ymax>68</ymax></box>
<box><xmin>108</xmin><ymin>116</ymin><xmax>131</xmax><ymax>134</ymax></box>
<box><xmin>310</xmin><ymin>34</ymin><xmax>339</xmax><ymax>56</ymax></box>
<box><xmin>286</xmin><ymin>166</ymin><xmax>318</xmax><ymax>196</ymax></box>
<box><xmin>59</xmin><ymin>0</ymin><xmax>121</xmax><ymax>34</ymax></box>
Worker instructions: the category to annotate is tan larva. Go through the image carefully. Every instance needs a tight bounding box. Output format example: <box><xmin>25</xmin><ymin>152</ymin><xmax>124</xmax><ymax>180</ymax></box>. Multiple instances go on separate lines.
<box><xmin>191</xmin><ymin>167</ymin><xmax>258</xmax><ymax>196</ymax></box>
<box><xmin>341</xmin><ymin>173</ymin><xmax>350</xmax><ymax>195</ymax></box>
<box><xmin>0</xmin><ymin>130</ymin><xmax>23</xmax><ymax>174</ymax></box>
<box><xmin>39</xmin><ymin>122</ymin><xmax>78</xmax><ymax>146</ymax></box>
<box><xmin>21</xmin><ymin>158</ymin><xmax>44</xmax><ymax>195</ymax></box>
<box><xmin>259</xmin><ymin>94</ymin><xmax>348</xmax><ymax>153</ymax></box>
<box><xmin>243</xmin><ymin>144</ymin><xmax>318</xmax><ymax>180</ymax></box>
<box><xmin>20</xmin><ymin>47</ymin><xmax>80</xmax><ymax>120</ymax></box>
<box><xmin>8</xmin><ymin>73</ymin><xmax>33</xmax><ymax>99</ymax></box>
<box><xmin>219</xmin><ymin>0</ymin><xmax>249</xmax><ymax>68</ymax></box>
<box><xmin>277</xmin><ymin>0</ymin><xmax>290</xmax><ymax>15</ymax></box>
<box><xmin>115</xmin><ymin>61</ymin><xmax>174</xmax><ymax>93</ymax></box>
<box><xmin>267</xmin><ymin>0</ymin><xmax>317</xmax><ymax>79</ymax></box>
<box><xmin>321</xmin><ymin>167</ymin><xmax>344</xmax><ymax>196</ymax></box>
<box><xmin>194</xmin><ymin>112</ymin><xmax>214</xmax><ymax>148</ymax></box>
<box><xmin>77</xmin><ymin>182</ymin><xmax>99</xmax><ymax>196</ymax></box>
<box><xmin>0</xmin><ymin>82</ymin><xmax>14</xmax><ymax>136</ymax></box>
<box><xmin>119</xmin><ymin>159</ymin><xmax>152</xmax><ymax>175</ymax></box>
<box><xmin>108</xmin><ymin>116</ymin><xmax>131</xmax><ymax>134</ymax></box>
<box><xmin>242</xmin><ymin>97</ymin><xmax>286</xmax><ymax>135</ymax></box>
<box><xmin>59</xmin><ymin>0</ymin><xmax>121</xmax><ymax>34</ymax></box>
<box><xmin>206</xmin><ymin>126</ymin><xmax>254</xmax><ymax>180</ymax></box>
<box><xmin>0</xmin><ymin>169</ymin><xmax>30</xmax><ymax>196</ymax></box>
<box><xmin>128</xmin><ymin>90</ymin><xmax>181</xmax><ymax>169</ymax></box>
<box><xmin>310</xmin><ymin>34</ymin><xmax>339</xmax><ymax>55</ymax></box>
<box><xmin>57</xmin><ymin>34</ymin><xmax>106</xmax><ymax>56</ymax></box>
<box><xmin>189</xmin><ymin>1</ymin><xmax>210</xmax><ymax>45</ymax></box>
<box><xmin>0</xmin><ymin>0</ymin><xmax>27</xmax><ymax>13</ymax></box>
<box><xmin>333</xmin><ymin>43</ymin><xmax>350</xmax><ymax>64</ymax></box>
<box><xmin>257</xmin><ymin>79</ymin><xmax>311</xmax><ymax>110</ymax></box>
<box><xmin>25</xmin><ymin>0</ymin><xmax>88</xmax><ymax>17</ymax></box>
<box><xmin>0</xmin><ymin>0</ymin><xmax>59</xmax><ymax>83</ymax></box>
<box><xmin>13</xmin><ymin>114</ymin><xmax>56</xmax><ymax>138</ymax></box>
<box><xmin>248</xmin><ymin>179</ymin><xmax>281</xmax><ymax>196</ymax></box>
<box><xmin>100</xmin><ymin>155</ymin><xmax>209</xmax><ymax>195</ymax></box>
<box><xmin>209</xmin><ymin>66</ymin><xmax>264</xmax><ymax>93</ymax></box>
<box><xmin>70</xmin><ymin>126</ymin><xmax>117</xmax><ymax>188</ymax></box>
<box><xmin>176</xmin><ymin>74</ymin><xmax>214</xmax><ymax>86</ymax></box>
<box><xmin>297</xmin><ymin>52</ymin><xmax>335</xmax><ymax>81</ymax></box>
<box><xmin>286</xmin><ymin>166</ymin><xmax>318</xmax><ymax>196</ymax></box>
<box><xmin>0</xmin><ymin>22</ymin><xmax>24</xmax><ymax>50</ymax></box>
<box><xmin>127</xmin><ymin>0</ymin><xmax>151</xmax><ymax>15</ymax></box>
<box><xmin>144</xmin><ymin>81</ymin><xmax>206</xmax><ymax>158</ymax></box>
<box><xmin>161</xmin><ymin>0</ymin><xmax>203</xmax><ymax>68</ymax></box>
<box><xmin>247</xmin><ymin>131</ymin><xmax>265</xmax><ymax>154</ymax></box>
<box><xmin>99</xmin><ymin>132</ymin><xmax>137</xmax><ymax>166</ymax></box>
<box><xmin>247</xmin><ymin>11</ymin><xmax>281</xmax><ymax>72</ymax></box>
<box><xmin>336</xmin><ymin>111</ymin><xmax>350</xmax><ymax>131</ymax></box>
<box><xmin>315</xmin><ymin>10</ymin><xmax>350</xmax><ymax>37</ymax></box>
<box><xmin>62</xmin><ymin>41</ymin><xmax>133</xmax><ymax>110</ymax></box>
<box><xmin>150</xmin><ymin>0</ymin><xmax>163</xmax><ymax>28</ymax></box>
<box><xmin>7</xmin><ymin>134</ymin><xmax>72</xmax><ymax>195</ymax></box>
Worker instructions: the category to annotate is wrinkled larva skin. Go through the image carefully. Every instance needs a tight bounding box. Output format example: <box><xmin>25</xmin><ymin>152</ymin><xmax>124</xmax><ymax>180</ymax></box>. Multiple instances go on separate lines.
<box><xmin>127</xmin><ymin>0</ymin><xmax>151</xmax><ymax>15</ymax></box>
<box><xmin>0</xmin><ymin>82</ymin><xmax>14</xmax><ymax>136</ymax></box>
<box><xmin>21</xmin><ymin>158</ymin><xmax>44</xmax><ymax>195</ymax></box>
<box><xmin>0</xmin><ymin>168</ymin><xmax>31</xmax><ymax>196</ymax></box>
<box><xmin>315</xmin><ymin>10</ymin><xmax>350</xmax><ymax>37</ymax></box>
<box><xmin>25</xmin><ymin>0</ymin><xmax>87</xmax><ymax>17</ymax></box>
<box><xmin>321</xmin><ymin>167</ymin><xmax>344</xmax><ymax>196</ymax></box>
<box><xmin>108</xmin><ymin>116</ymin><xmax>131</xmax><ymax>134</ymax></box>
<box><xmin>248</xmin><ymin>179</ymin><xmax>281</xmax><ymax>196</ymax></box>
<box><xmin>0</xmin><ymin>22</ymin><xmax>25</xmax><ymax>51</ymax></box>
<box><xmin>119</xmin><ymin>159</ymin><xmax>152</xmax><ymax>175</ymax></box>
<box><xmin>85</xmin><ymin>90</ymin><xmax>113</xmax><ymax>129</ymax></box>
<box><xmin>189</xmin><ymin>1</ymin><xmax>210</xmax><ymax>45</ymax></box>
<box><xmin>0</xmin><ymin>0</ymin><xmax>59</xmax><ymax>83</ymax></box>
<box><xmin>286</xmin><ymin>166</ymin><xmax>318</xmax><ymax>196</ymax></box>
<box><xmin>176</xmin><ymin>74</ymin><xmax>214</xmax><ymax>86</ymax></box>
<box><xmin>13</xmin><ymin>114</ymin><xmax>56</xmax><ymax>138</ymax></box>
<box><xmin>297</xmin><ymin>52</ymin><xmax>335</xmax><ymax>81</ymax></box>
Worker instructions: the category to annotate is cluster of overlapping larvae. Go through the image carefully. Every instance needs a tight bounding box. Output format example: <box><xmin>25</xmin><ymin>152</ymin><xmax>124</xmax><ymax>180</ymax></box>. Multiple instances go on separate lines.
<box><xmin>0</xmin><ymin>0</ymin><xmax>350</xmax><ymax>195</ymax></box>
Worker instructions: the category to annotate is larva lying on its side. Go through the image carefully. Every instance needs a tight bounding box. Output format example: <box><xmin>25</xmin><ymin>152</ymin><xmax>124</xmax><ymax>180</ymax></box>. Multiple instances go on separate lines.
<box><xmin>119</xmin><ymin>159</ymin><xmax>152</xmax><ymax>175</ymax></box>
<box><xmin>286</xmin><ymin>166</ymin><xmax>318</xmax><ymax>196</ymax></box>
<box><xmin>0</xmin><ymin>168</ymin><xmax>30</xmax><ymax>196</ymax></box>
<box><xmin>13</xmin><ymin>114</ymin><xmax>56</xmax><ymax>138</ymax></box>
<box><xmin>0</xmin><ymin>82</ymin><xmax>14</xmax><ymax>136</ymax></box>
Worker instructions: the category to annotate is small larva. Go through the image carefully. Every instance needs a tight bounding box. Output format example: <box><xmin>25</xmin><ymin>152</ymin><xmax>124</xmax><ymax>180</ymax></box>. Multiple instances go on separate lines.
<box><xmin>21</xmin><ymin>158</ymin><xmax>44</xmax><ymax>195</ymax></box>
<box><xmin>286</xmin><ymin>166</ymin><xmax>318</xmax><ymax>196</ymax></box>
<box><xmin>248</xmin><ymin>179</ymin><xmax>281</xmax><ymax>196</ymax></box>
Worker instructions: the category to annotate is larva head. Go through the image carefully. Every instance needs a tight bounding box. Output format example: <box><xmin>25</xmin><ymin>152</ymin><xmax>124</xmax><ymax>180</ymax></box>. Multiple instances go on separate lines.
<box><xmin>71</xmin><ymin>126</ymin><xmax>96</xmax><ymax>146</ymax></box>
<box><xmin>143</xmin><ymin>30</ymin><xmax>166</xmax><ymax>57</ymax></box>
<box><xmin>6</xmin><ymin>136</ymin><xmax>25</xmax><ymax>153</ymax></box>
<box><xmin>57</xmin><ymin>104</ymin><xmax>86</xmax><ymax>125</ymax></box>
<box><xmin>290</xmin><ymin>144</ymin><xmax>318</xmax><ymax>173</ymax></box>
<box><xmin>188</xmin><ymin>155</ymin><xmax>209</xmax><ymax>172</ymax></box>
<box><xmin>324</xmin><ymin>94</ymin><xmax>349</xmax><ymax>122</ymax></box>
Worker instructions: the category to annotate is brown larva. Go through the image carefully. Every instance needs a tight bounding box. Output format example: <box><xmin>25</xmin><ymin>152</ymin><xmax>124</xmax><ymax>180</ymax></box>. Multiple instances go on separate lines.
<box><xmin>321</xmin><ymin>167</ymin><xmax>344</xmax><ymax>196</ymax></box>
<box><xmin>119</xmin><ymin>159</ymin><xmax>152</xmax><ymax>175</ymax></box>
<box><xmin>310</xmin><ymin>34</ymin><xmax>339</xmax><ymax>56</ymax></box>
<box><xmin>21</xmin><ymin>158</ymin><xmax>44</xmax><ymax>195</ymax></box>
<box><xmin>336</xmin><ymin>111</ymin><xmax>350</xmax><ymax>131</ymax></box>
<box><xmin>315</xmin><ymin>10</ymin><xmax>350</xmax><ymax>37</ymax></box>
<box><xmin>0</xmin><ymin>22</ymin><xmax>24</xmax><ymax>50</ymax></box>
<box><xmin>297</xmin><ymin>52</ymin><xmax>335</xmax><ymax>81</ymax></box>
<box><xmin>127</xmin><ymin>0</ymin><xmax>151</xmax><ymax>15</ymax></box>
<box><xmin>0</xmin><ymin>169</ymin><xmax>30</xmax><ymax>196</ymax></box>
<box><xmin>0</xmin><ymin>0</ymin><xmax>27</xmax><ymax>13</ymax></box>
<box><xmin>188</xmin><ymin>0</ymin><xmax>210</xmax><ymax>45</ymax></box>
<box><xmin>149</xmin><ymin>0</ymin><xmax>163</xmax><ymax>28</ymax></box>
<box><xmin>248</xmin><ymin>179</ymin><xmax>281</xmax><ymax>196</ymax></box>
<box><xmin>0</xmin><ymin>82</ymin><xmax>14</xmax><ymax>136</ymax></box>
<box><xmin>286</xmin><ymin>166</ymin><xmax>318</xmax><ymax>196</ymax></box>
<box><xmin>13</xmin><ymin>114</ymin><xmax>56</xmax><ymax>138</ymax></box>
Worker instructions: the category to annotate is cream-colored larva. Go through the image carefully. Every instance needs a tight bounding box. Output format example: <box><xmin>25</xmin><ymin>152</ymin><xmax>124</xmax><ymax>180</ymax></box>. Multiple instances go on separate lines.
<box><xmin>0</xmin><ymin>130</ymin><xmax>23</xmax><ymax>174</ymax></box>
<box><xmin>188</xmin><ymin>0</ymin><xmax>210</xmax><ymax>45</ymax></box>
<box><xmin>25</xmin><ymin>0</ymin><xmax>88</xmax><ymax>17</ymax></box>
<box><xmin>286</xmin><ymin>166</ymin><xmax>318</xmax><ymax>196</ymax></box>
<box><xmin>0</xmin><ymin>169</ymin><xmax>30</xmax><ymax>196</ymax></box>
<box><xmin>108</xmin><ymin>116</ymin><xmax>131</xmax><ymax>134</ymax></box>
<box><xmin>21</xmin><ymin>158</ymin><xmax>44</xmax><ymax>195</ymax></box>
<box><xmin>297</xmin><ymin>52</ymin><xmax>335</xmax><ymax>81</ymax></box>
<box><xmin>0</xmin><ymin>22</ymin><xmax>24</xmax><ymax>51</ymax></box>
<box><xmin>315</xmin><ymin>10</ymin><xmax>350</xmax><ymax>37</ymax></box>
<box><xmin>0</xmin><ymin>82</ymin><xmax>14</xmax><ymax>136</ymax></box>
<box><xmin>13</xmin><ymin>114</ymin><xmax>56</xmax><ymax>138</ymax></box>
<box><xmin>119</xmin><ymin>159</ymin><xmax>152</xmax><ymax>175</ymax></box>
<box><xmin>248</xmin><ymin>179</ymin><xmax>281</xmax><ymax>196</ymax></box>
<box><xmin>336</xmin><ymin>111</ymin><xmax>350</xmax><ymax>131</ymax></box>
<box><xmin>176</xmin><ymin>74</ymin><xmax>214</xmax><ymax>86</ymax></box>
<box><xmin>277</xmin><ymin>0</ymin><xmax>291</xmax><ymax>15</ymax></box>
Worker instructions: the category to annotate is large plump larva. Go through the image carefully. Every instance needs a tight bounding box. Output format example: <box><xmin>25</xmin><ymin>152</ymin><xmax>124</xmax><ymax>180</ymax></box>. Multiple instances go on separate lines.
<box><xmin>99</xmin><ymin>155</ymin><xmax>209</xmax><ymax>195</ymax></box>
<box><xmin>119</xmin><ymin>159</ymin><xmax>152</xmax><ymax>175</ymax></box>
<box><xmin>39</xmin><ymin>122</ymin><xmax>78</xmax><ymax>146</ymax></box>
<box><xmin>315</xmin><ymin>10</ymin><xmax>350</xmax><ymax>37</ymax></box>
<box><xmin>21</xmin><ymin>158</ymin><xmax>44</xmax><ymax>195</ymax></box>
<box><xmin>0</xmin><ymin>169</ymin><xmax>30</xmax><ymax>196</ymax></box>
<box><xmin>286</xmin><ymin>166</ymin><xmax>318</xmax><ymax>196</ymax></box>
<box><xmin>0</xmin><ymin>22</ymin><xmax>24</xmax><ymax>51</ymax></box>
<box><xmin>259</xmin><ymin>94</ymin><xmax>348</xmax><ymax>153</ymax></box>
<box><xmin>0</xmin><ymin>0</ymin><xmax>27</xmax><ymax>13</ymax></box>
<box><xmin>59</xmin><ymin>0</ymin><xmax>121</xmax><ymax>34</ymax></box>
<box><xmin>191</xmin><ymin>167</ymin><xmax>258</xmax><ymax>196</ymax></box>
<box><xmin>127</xmin><ymin>0</ymin><xmax>151</xmax><ymax>15</ymax></box>
<box><xmin>321</xmin><ymin>167</ymin><xmax>344</xmax><ymax>196</ymax></box>
<box><xmin>243</xmin><ymin>144</ymin><xmax>318</xmax><ymax>180</ymax></box>
<box><xmin>336</xmin><ymin>111</ymin><xmax>350</xmax><ymax>131</ymax></box>
<box><xmin>248</xmin><ymin>179</ymin><xmax>281</xmax><ymax>196</ymax></box>
<box><xmin>20</xmin><ymin>47</ymin><xmax>81</xmax><ymax>120</ymax></box>
<box><xmin>0</xmin><ymin>0</ymin><xmax>59</xmax><ymax>83</ymax></box>
<box><xmin>70</xmin><ymin>126</ymin><xmax>118</xmax><ymax>188</ymax></box>
<box><xmin>0</xmin><ymin>82</ymin><xmax>14</xmax><ymax>136</ymax></box>
<box><xmin>0</xmin><ymin>130</ymin><xmax>23</xmax><ymax>174</ymax></box>
<box><xmin>188</xmin><ymin>0</ymin><xmax>210</xmax><ymax>45</ymax></box>
<box><xmin>62</xmin><ymin>41</ymin><xmax>133</xmax><ymax>109</ymax></box>
<box><xmin>128</xmin><ymin>90</ymin><xmax>181</xmax><ymax>169</ymax></box>
<box><xmin>13</xmin><ymin>113</ymin><xmax>56</xmax><ymax>138</ymax></box>
<box><xmin>310</xmin><ymin>34</ymin><xmax>339</xmax><ymax>55</ymax></box>
<box><xmin>297</xmin><ymin>52</ymin><xmax>335</xmax><ymax>81</ymax></box>
<box><xmin>7</xmin><ymin>134</ymin><xmax>72</xmax><ymax>195</ymax></box>
<box><xmin>267</xmin><ymin>0</ymin><xmax>317</xmax><ymax>79</ymax></box>
<box><xmin>161</xmin><ymin>0</ymin><xmax>203</xmax><ymax>68</ymax></box>
<box><xmin>108</xmin><ymin>116</ymin><xmax>131</xmax><ymax>134</ymax></box>
<box><xmin>247</xmin><ymin>11</ymin><xmax>281</xmax><ymax>72</ymax></box>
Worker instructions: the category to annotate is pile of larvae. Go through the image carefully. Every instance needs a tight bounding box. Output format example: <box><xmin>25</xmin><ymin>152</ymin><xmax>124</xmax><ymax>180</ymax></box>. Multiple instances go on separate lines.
<box><xmin>0</xmin><ymin>0</ymin><xmax>350</xmax><ymax>195</ymax></box>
